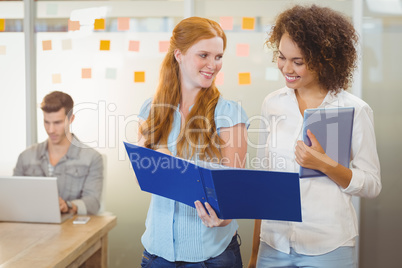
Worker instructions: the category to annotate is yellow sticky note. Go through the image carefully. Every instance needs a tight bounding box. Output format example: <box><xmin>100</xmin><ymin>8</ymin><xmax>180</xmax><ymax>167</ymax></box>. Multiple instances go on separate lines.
<box><xmin>0</xmin><ymin>19</ymin><xmax>5</xmax><ymax>32</ymax></box>
<box><xmin>236</xmin><ymin>43</ymin><xmax>250</xmax><ymax>57</ymax></box>
<box><xmin>238</xmin><ymin>72</ymin><xmax>251</xmax><ymax>85</ymax></box>
<box><xmin>159</xmin><ymin>41</ymin><xmax>170</xmax><ymax>53</ymax></box>
<box><xmin>42</xmin><ymin>40</ymin><xmax>52</xmax><ymax>51</ymax></box>
<box><xmin>215</xmin><ymin>72</ymin><xmax>224</xmax><ymax>86</ymax></box>
<box><xmin>134</xmin><ymin>71</ymin><xmax>145</xmax><ymax>83</ymax></box>
<box><xmin>82</xmin><ymin>68</ymin><xmax>92</xmax><ymax>79</ymax></box>
<box><xmin>68</xmin><ymin>20</ymin><xmax>80</xmax><ymax>31</ymax></box>
<box><xmin>118</xmin><ymin>17</ymin><xmax>130</xmax><ymax>31</ymax></box>
<box><xmin>94</xmin><ymin>18</ymin><xmax>105</xmax><ymax>30</ymax></box>
<box><xmin>242</xmin><ymin>17</ymin><xmax>255</xmax><ymax>30</ymax></box>
<box><xmin>52</xmin><ymin>74</ymin><xmax>61</xmax><ymax>84</ymax></box>
<box><xmin>129</xmin><ymin>40</ymin><xmax>140</xmax><ymax>52</ymax></box>
<box><xmin>0</xmin><ymin>45</ymin><xmax>6</xmax><ymax>55</ymax></box>
<box><xmin>219</xmin><ymin>17</ymin><xmax>233</xmax><ymax>31</ymax></box>
<box><xmin>100</xmin><ymin>40</ymin><xmax>110</xmax><ymax>51</ymax></box>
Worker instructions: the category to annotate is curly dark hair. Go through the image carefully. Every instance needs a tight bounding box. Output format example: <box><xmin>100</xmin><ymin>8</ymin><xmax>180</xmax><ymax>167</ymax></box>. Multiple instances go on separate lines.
<box><xmin>266</xmin><ymin>4</ymin><xmax>358</xmax><ymax>92</ymax></box>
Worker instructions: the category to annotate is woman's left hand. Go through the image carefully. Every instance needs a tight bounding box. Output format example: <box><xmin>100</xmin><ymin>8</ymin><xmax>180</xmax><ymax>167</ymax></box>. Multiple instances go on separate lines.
<box><xmin>194</xmin><ymin>200</ymin><xmax>231</xmax><ymax>228</ymax></box>
<box><xmin>295</xmin><ymin>129</ymin><xmax>337</xmax><ymax>171</ymax></box>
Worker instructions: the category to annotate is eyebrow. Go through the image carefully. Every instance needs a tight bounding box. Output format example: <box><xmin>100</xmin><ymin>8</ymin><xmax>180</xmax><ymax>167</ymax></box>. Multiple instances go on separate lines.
<box><xmin>278</xmin><ymin>51</ymin><xmax>303</xmax><ymax>60</ymax></box>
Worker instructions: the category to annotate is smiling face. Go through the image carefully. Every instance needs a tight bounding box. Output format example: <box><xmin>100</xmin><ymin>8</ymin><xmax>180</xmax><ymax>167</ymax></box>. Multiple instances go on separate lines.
<box><xmin>277</xmin><ymin>32</ymin><xmax>320</xmax><ymax>91</ymax></box>
<box><xmin>175</xmin><ymin>36</ymin><xmax>224</xmax><ymax>92</ymax></box>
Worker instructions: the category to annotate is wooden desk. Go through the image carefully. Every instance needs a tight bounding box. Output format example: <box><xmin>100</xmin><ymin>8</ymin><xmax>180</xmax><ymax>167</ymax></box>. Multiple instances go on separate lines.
<box><xmin>0</xmin><ymin>215</ymin><xmax>117</xmax><ymax>268</ymax></box>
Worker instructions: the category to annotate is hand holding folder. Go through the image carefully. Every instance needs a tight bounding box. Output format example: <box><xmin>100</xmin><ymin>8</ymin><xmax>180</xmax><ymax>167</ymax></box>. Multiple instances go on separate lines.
<box><xmin>124</xmin><ymin>142</ymin><xmax>302</xmax><ymax>222</ymax></box>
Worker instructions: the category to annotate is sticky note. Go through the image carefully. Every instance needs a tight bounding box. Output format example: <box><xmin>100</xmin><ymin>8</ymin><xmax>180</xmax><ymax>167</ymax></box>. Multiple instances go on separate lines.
<box><xmin>68</xmin><ymin>20</ymin><xmax>80</xmax><ymax>31</ymax></box>
<box><xmin>52</xmin><ymin>74</ymin><xmax>61</xmax><ymax>84</ymax></box>
<box><xmin>105</xmin><ymin>68</ymin><xmax>117</xmax><ymax>80</ymax></box>
<box><xmin>238</xmin><ymin>72</ymin><xmax>251</xmax><ymax>85</ymax></box>
<box><xmin>100</xmin><ymin>40</ymin><xmax>110</xmax><ymax>51</ymax></box>
<box><xmin>118</xmin><ymin>17</ymin><xmax>130</xmax><ymax>31</ymax></box>
<box><xmin>128</xmin><ymin>40</ymin><xmax>140</xmax><ymax>52</ymax></box>
<box><xmin>94</xmin><ymin>18</ymin><xmax>105</xmax><ymax>30</ymax></box>
<box><xmin>0</xmin><ymin>19</ymin><xmax>5</xmax><ymax>32</ymax></box>
<box><xmin>82</xmin><ymin>68</ymin><xmax>92</xmax><ymax>79</ymax></box>
<box><xmin>242</xmin><ymin>17</ymin><xmax>255</xmax><ymax>30</ymax></box>
<box><xmin>62</xmin><ymin>39</ymin><xmax>72</xmax><ymax>50</ymax></box>
<box><xmin>236</xmin><ymin>43</ymin><xmax>249</xmax><ymax>57</ymax></box>
<box><xmin>0</xmin><ymin>45</ymin><xmax>6</xmax><ymax>55</ymax></box>
<box><xmin>219</xmin><ymin>17</ymin><xmax>233</xmax><ymax>31</ymax></box>
<box><xmin>215</xmin><ymin>72</ymin><xmax>224</xmax><ymax>86</ymax></box>
<box><xmin>134</xmin><ymin>71</ymin><xmax>145</xmax><ymax>83</ymax></box>
<box><xmin>42</xmin><ymin>40</ymin><xmax>52</xmax><ymax>51</ymax></box>
<box><xmin>159</xmin><ymin>41</ymin><xmax>169</xmax><ymax>53</ymax></box>
<box><xmin>265</xmin><ymin>67</ymin><xmax>279</xmax><ymax>81</ymax></box>
<box><xmin>46</xmin><ymin>3</ymin><xmax>58</xmax><ymax>16</ymax></box>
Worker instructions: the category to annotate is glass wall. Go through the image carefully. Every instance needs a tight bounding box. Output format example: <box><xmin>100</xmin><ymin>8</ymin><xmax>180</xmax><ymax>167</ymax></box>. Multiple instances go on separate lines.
<box><xmin>4</xmin><ymin>1</ymin><xmax>401</xmax><ymax>267</ymax></box>
<box><xmin>0</xmin><ymin>0</ymin><xmax>26</xmax><ymax>175</ymax></box>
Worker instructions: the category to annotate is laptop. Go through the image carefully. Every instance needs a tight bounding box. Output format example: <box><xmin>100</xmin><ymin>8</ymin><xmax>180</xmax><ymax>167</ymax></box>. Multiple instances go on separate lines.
<box><xmin>299</xmin><ymin>107</ymin><xmax>355</xmax><ymax>178</ymax></box>
<box><xmin>0</xmin><ymin>176</ymin><xmax>74</xmax><ymax>223</ymax></box>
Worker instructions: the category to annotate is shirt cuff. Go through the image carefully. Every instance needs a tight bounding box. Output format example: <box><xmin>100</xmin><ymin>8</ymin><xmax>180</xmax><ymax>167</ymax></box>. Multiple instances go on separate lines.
<box><xmin>72</xmin><ymin>199</ymin><xmax>87</xmax><ymax>215</ymax></box>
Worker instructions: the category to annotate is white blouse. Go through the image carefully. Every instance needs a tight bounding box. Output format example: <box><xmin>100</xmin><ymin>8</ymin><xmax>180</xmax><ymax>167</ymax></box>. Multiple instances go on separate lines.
<box><xmin>257</xmin><ymin>87</ymin><xmax>381</xmax><ymax>255</ymax></box>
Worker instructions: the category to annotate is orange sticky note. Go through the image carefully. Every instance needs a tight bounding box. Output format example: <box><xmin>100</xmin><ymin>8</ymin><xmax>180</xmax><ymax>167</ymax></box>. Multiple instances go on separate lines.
<box><xmin>128</xmin><ymin>40</ymin><xmax>140</xmax><ymax>52</ymax></box>
<box><xmin>68</xmin><ymin>20</ymin><xmax>80</xmax><ymax>31</ymax></box>
<box><xmin>52</xmin><ymin>74</ymin><xmax>61</xmax><ymax>84</ymax></box>
<box><xmin>118</xmin><ymin>17</ymin><xmax>130</xmax><ymax>31</ymax></box>
<box><xmin>238</xmin><ymin>72</ymin><xmax>251</xmax><ymax>85</ymax></box>
<box><xmin>100</xmin><ymin>40</ymin><xmax>110</xmax><ymax>51</ymax></box>
<box><xmin>82</xmin><ymin>68</ymin><xmax>92</xmax><ymax>79</ymax></box>
<box><xmin>134</xmin><ymin>71</ymin><xmax>145</xmax><ymax>83</ymax></box>
<box><xmin>159</xmin><ymin>41</ymin><xmax>170</xmax><ymax>53</ymax></box>
<box><xmin>0</xmin><ymin>19</ymin><xmax>5</xmax><ymax>32</ymax></box>
<box><xmin>94</xmin><ymin>18</ymin><xmax>105</xmax><ymax>30</ymax></box>
<box><xmin>42</xmin><ymin>40</ymin><xmax>52</xmax><ymax>51</ymax></box>
<box><xmin>215</xmin><ymin>72</ymin><xmax>224</xmax><ymax>86</ymax></box>
<box><xmin>242</xmin><ymin>17</ymin><xmax>255</xmax><ymax>30</ymax></box>
<box><xmin>219</xmin><ymin>17</ymin><xmax>233</xmax><ymax>31</ymax></box>
<box><xmin>236</xmin><ymin>43</ymin><xmax>250</xmax><ymax>57</ymax></box>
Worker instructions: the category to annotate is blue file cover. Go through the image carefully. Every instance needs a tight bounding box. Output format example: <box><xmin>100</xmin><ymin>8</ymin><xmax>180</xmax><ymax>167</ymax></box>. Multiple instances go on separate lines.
<box><xmin>300</xmin><ymin>107</ymin><xmax>355</xmax><ymax>178</ymax></box>
<box><xmin>124</xmin><ymin>142</ymin><xmax>302</xmax><ymax>222</ymax></box>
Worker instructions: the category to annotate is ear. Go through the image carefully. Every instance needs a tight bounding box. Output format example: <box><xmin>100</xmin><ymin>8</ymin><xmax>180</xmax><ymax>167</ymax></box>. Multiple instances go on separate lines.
<box><xmin>69</xmin><ymin>114</ymin><xmax>75</xmax><ymax>124</ymax></box>
<box><xmin>174</xmin><ymin>49</ymin><xmax>182</xmax><ymax>64</ymax></box>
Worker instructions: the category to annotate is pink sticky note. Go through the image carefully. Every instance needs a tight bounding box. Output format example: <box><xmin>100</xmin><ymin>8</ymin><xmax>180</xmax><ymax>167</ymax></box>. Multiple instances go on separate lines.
<box><xmin>129</xmin><ymin>40</ymin><xmax>140</xmax><ymax>52</ymax></box>
<box><xmin>118</xmin><ymin>17</ymin><xmax>130</xmax><ymax>31</ymax></box>
<box><xmin>215</xmin><ymin>72</ymin><xmax>224</xmax><ymax>86</ymax></box>
<box><xmin>236</xmin><ymin>43</ymin><xmax>250</xmax><ymax>57</ymax></box>
<box><xmin>159</xmin><ymin>41</ymin><xmax>170</xmax><ymax>53</ymax></box>
<box><xmin>82</xmin><ymin>68</ymin><xmax>92</xmax><ymax>79</ymax></box>
<box><xmin>219</xmin><ymin>17</ymin><xmax>233</xmax><ymax>31</ymax></box>
<box><xmin>68</xmin><ymin>20</ymin><xmax>80</xmax><ymax>31</ymax></box>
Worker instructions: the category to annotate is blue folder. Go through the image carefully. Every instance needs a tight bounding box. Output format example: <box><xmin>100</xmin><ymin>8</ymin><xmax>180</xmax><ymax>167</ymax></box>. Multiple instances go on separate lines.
<box><xmin>300</xmin><ymin>107</ymin><xmax>355</xmax><ymax>178</ymax></box>
<box><xmin>124</xmin><ymin>142</ymin><xmax>302</xmax><ymax>222</ymax></box>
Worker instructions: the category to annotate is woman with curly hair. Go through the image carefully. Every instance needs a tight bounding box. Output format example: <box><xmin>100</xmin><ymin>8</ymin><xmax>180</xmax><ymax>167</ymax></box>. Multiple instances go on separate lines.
<box><xmin>137</xmin><ymin>16</ymin><xmax>248</xmax><ymax>267</ymax></box>
<box><xmin>248</xmin><ymin>5</ymin><xmax>381</xmax><ymax>268</ymax></box>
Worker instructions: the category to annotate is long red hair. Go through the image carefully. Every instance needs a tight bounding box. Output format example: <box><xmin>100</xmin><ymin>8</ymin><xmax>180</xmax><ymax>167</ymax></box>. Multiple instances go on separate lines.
<box><xmin>140</xmin><ymin>17</ymin><xmax>227</xmax><ymax>161</ymax></box>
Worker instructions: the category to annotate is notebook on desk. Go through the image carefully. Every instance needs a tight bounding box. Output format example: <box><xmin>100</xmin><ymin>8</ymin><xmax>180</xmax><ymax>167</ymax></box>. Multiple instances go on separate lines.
<box><xmin>0</xmin><ymin>176</ymin><xmax>74</xmax><ymax>224</ymax></box>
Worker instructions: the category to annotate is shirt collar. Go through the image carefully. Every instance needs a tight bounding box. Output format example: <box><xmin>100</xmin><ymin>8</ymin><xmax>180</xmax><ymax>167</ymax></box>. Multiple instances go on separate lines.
<box><xmin>40</xmin><ymin>133</ymin><xmax>80</xmax><ymax>160</ymax></box>
<box><xmin>281</xmin><ymin>87</ymin><xmax>345</xmax><ymax>107</ymax></box>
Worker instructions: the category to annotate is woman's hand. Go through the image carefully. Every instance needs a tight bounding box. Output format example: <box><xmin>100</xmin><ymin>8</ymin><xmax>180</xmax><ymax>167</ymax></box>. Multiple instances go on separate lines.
<box><xmin>194</xmin><ymin>200</ymin><xmax>231</xmax><ymax>228</ymax></box>
<box><xmin>295</xmin><ymin>129</ymin><xmax>337</xmax><ymax>171</ymax></box>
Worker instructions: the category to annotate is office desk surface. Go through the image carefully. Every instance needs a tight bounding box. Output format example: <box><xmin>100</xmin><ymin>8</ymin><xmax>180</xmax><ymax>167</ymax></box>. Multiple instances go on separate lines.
<box><xmin>0</xmin><ymin>215</ymin><xmax>117</xmax><ymax>268</ymax></box>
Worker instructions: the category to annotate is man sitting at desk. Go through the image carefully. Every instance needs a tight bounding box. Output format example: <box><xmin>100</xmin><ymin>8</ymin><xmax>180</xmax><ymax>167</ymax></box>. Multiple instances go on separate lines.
<box><xmin>13</xmin><ymin>91</ymin><xmax>103</xmax><ymax>215</ymax></box>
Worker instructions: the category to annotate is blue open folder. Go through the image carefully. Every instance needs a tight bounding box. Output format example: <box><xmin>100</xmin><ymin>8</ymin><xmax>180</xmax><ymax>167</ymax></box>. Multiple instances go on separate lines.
<box><xmin>124</xmin><ymin>142</ymin><xmax>302</xmax><ymax>222</ymax></box>
<box><xmin>300</xmin><ymin>107</ymin><xmax>355</xmax><ymax>178</ymax></box>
